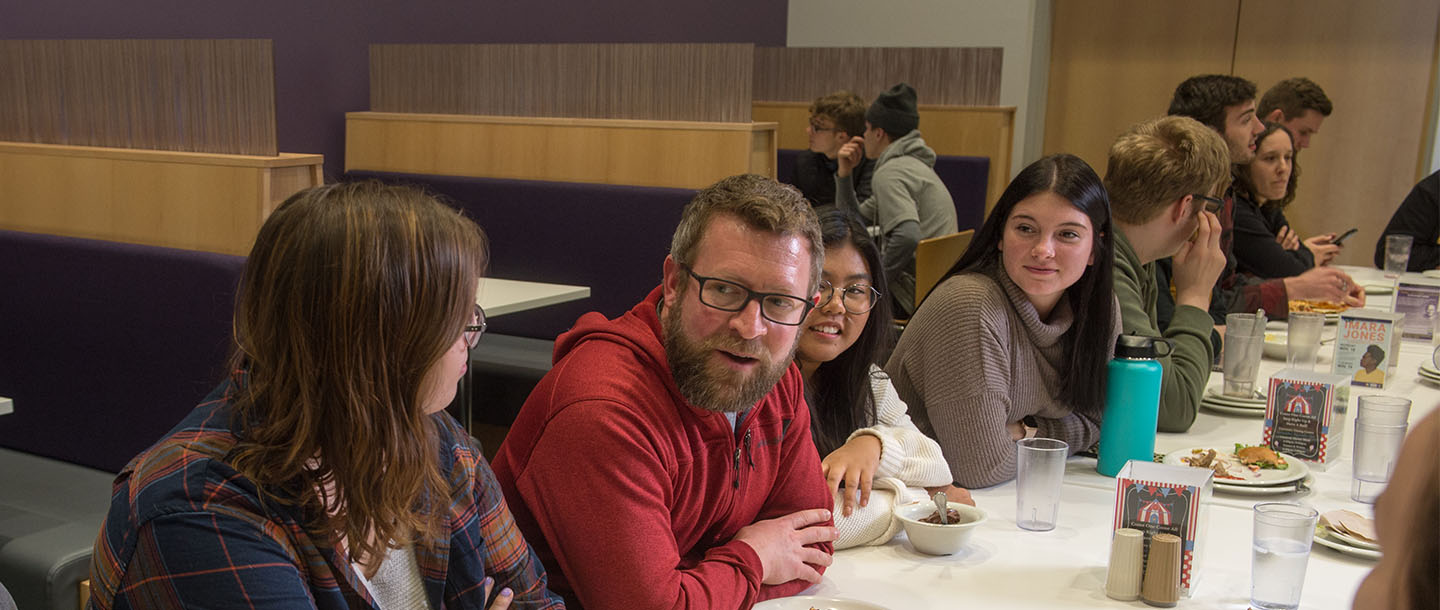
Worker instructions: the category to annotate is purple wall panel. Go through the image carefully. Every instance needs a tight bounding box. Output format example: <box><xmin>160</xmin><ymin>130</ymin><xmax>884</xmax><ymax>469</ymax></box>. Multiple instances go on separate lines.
<box><xmin>0</xmin><ymin>0</ymin><xmax>787</xmax><ymax>177</ymax></box>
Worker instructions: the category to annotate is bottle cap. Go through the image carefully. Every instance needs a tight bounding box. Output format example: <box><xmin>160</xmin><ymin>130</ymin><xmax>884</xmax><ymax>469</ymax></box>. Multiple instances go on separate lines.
<box><xmin>1114</xmin><ymin>333</ymin><xmax>1173</xmax><ymax>359</ymax></box>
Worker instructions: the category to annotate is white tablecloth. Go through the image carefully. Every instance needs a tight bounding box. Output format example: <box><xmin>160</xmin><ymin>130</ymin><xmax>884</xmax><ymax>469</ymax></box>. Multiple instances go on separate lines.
<box><xmin>800</xmin><ymin>265</ymin><xmax>1438</xmax><ymax>609</ymax></box>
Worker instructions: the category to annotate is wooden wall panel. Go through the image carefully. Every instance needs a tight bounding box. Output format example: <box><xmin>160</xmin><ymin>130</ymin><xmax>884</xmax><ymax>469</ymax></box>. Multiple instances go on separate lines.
<box><xmin>345</xmin><ymin>112</ymin><xmax>776</xmax><ymax>189</ymax></box>
<box><xmin>369</xmin><ymin>44</ymin><xmax>753</xmax><ymax>123</ymax></box>
<box><xmin>753</xmin><ymin>101</ymin><xmax>1013</xmax><ymax>213</ymax></box>
<box><xmin>0</xmin><ymin>39</ymin><xmax>277</xmax><ymax>156</ymax></box>
<box><xmin>1043</xmin><ymin>1</ymin><xmax>1239</xmax><ymax>173</ymax></box>
<box><xmin>0</xmin><ymin>142</ymin><xmax>322</xmax><ymax>254</ymax></box>
<box><xmin>752</xmin><ymin>47</ymin><xmax>1003</xmax><ymax>106</ymax></box>
<box><xmin>1234</xmin><ymin>0</ymin><xmax>1440</xmax><ymax>266</ymax></box>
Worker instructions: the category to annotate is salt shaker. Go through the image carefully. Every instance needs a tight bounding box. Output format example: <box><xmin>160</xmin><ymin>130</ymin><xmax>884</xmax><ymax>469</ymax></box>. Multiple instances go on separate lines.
<box><xmin>1141</xmin><ymin>533</ymin><xmax>1182</xmax><ymax>607</ymax></box>
<box><xmin>1105</xmin><ymin>528</ymin><xmax>1145</xmax><ymax>601</ymax></box>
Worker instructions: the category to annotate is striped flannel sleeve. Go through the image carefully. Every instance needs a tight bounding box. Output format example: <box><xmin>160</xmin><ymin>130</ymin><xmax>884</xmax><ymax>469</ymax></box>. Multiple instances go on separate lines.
<box><xmin>108</xmin><ymin>510</ymin><xmax>317</xmax><ymax>609</ymax></box>
<box><xmin>445</xmin><ymin>440</ymin><xmax>564</xmax><ymax>609</ymax></box>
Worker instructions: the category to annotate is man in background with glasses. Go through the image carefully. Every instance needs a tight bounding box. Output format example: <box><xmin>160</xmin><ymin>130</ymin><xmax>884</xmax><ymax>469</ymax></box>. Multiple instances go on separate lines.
<box><xmin>792</xmin><ymin>91</ymin><xmax>874</xmax><ymax>207</ymax></box>
<box><xmin>493</xmin><ymin>174</ymin><xmax>837</xmax><ymax>610</ymax></box>
<box><xmin>1105</xmin><ymin>116</ymin><xmax>1230</xmax><ymax>433</ymax></box>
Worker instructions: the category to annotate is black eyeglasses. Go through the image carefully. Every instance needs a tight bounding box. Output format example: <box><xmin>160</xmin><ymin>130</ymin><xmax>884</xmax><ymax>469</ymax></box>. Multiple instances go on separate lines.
<box><xmin>817</xmin><ymin>280</ymin><xmax>882</xmax><ymax>315</ymax></box>
<box><xmin>1192</xmin><ymin>193</ymin><xmax>1224</xmax><ymax>214</ymax></box>
<box><xmin>680</xmin><ymin>264</ymin><xmax>816</xmax><ymax>326</ymax></box>
<box><xmin>464</xmin><ymin>305</ymin><xmax>487</xmax><ymax>349</ymax></box>
<box><xmin>807</xmin><ymin>119</ymin><xmax>838</xmax><ymax>133</ymax></box>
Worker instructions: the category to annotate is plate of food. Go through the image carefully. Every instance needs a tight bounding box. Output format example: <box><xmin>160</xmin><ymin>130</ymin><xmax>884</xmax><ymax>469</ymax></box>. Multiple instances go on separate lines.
<box><xmin>752</xmin><ymin>597</ymin><xmax>892</xmax><ymax>610</ymax></box>
<box><xmin>1315</xmin><ymin>529</ymin><xmax>1382</xmax><ymax>559</ymax></box>
<box><xmin>1164</xmin><ymin>445</ymin><xmax>1309</xmax><ymax>487</ymax></box>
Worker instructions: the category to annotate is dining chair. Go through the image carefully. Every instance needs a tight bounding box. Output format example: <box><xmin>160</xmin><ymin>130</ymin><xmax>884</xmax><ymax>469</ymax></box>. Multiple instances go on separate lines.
<box><xmin>913</xmin><ymin>229</ymin><xmax>976</xmax><ymax>308</ymax></box>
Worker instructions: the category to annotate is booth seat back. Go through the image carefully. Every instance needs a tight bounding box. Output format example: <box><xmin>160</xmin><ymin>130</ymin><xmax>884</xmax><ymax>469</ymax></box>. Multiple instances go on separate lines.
<box><xmin>776</xmin><ymin>148</ymin><xmax>989</xmax><ymax>232</ymax></box>
<box><xmin>345</xmin><ymin>172</ymin><xmax>694</xmax><ymax>340</ymax></box>
<box><xmin>0</xmin><ymin>230</ymin><xmax>244</xmax><ymax>473</ymax></box>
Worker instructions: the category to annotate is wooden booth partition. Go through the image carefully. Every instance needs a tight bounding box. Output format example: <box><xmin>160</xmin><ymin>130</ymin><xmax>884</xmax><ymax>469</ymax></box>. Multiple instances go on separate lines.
<box><xmin>346</xmin><ymin>112</ymin><xmax>776</xmax><ymax>190</ymax></box>
<box><xmin>0</xmin><ymin>141</ymin><xmax>322</xmax><ymax>255</ymax></box>
<box><xmin>752</xmin><ymin>101</ymin><xmax>1013</xmax><ymax>214</ymax></box>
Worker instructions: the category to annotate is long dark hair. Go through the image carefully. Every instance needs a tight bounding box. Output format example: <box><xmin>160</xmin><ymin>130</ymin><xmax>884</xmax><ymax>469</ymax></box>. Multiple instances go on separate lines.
<box><xmin>1233</xmin><ymin>122</ymin><xmax>1300</xmax><ymax>209</ymax></box>
<box><xmin>936</xmin><ymin>153</ymin><xmax>1114</xmax><ymax>416</ymax></box>
<box><xmin>806</xmin><ymin>206</ymin><xmax>895</xmax><ymax>456</ymax></box>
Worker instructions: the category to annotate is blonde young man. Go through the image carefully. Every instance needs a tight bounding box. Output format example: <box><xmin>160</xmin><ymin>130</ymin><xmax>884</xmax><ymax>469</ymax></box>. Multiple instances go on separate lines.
<box><xmin>1105</xmin><ymin>116</ymin><xmax>1230</xmax><ymax>433</ymax></box>
<box><xmin>792</xmin><ymin>91</ymin><xmax>874</xmax><ymax>207</ymax></box>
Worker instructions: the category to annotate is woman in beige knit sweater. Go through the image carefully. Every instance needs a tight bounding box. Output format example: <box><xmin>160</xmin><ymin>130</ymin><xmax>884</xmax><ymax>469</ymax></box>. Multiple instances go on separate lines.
<box><xmin>796</xmin><ymin>207</ymin><xmax>972</xmax><ymax>549</ymax></box>
<box><xmin>886</xmin><ymin>154</ymin><xmax>1120</xmax><ymax>489</ymax></box>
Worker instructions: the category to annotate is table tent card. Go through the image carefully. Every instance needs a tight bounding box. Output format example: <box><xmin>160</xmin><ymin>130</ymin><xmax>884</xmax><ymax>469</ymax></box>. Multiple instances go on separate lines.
<box><xmin>1330</xmin><ymin>309</ymin><xmax>1404</xmax><ymax>388</ymax></box>
<box><xmin>1263</xmin><ymin>368</ymin><xmax>1350</xmax><ymax>470</ymax></box>
<box><xmin>1393</xmin><ymin>277</ymin><xmax>1440</xmax><ymax>342</ymax></box>
<box><xmin>1112</xmin><ymin>461</ymin><xmax>1212</xmax><ymax>599</ymax></box>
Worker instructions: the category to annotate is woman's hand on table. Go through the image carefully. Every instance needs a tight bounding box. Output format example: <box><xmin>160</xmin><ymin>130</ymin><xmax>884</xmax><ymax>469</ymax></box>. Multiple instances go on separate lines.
<box><xmin>924</xmin><ymin>484</ymin><xmax>976</xmax><ymax>507</ymax></box>
<box><xmin>823</xmin><ymin>435</ymin><xmax>882</xmax><ymax>516</ymax></box>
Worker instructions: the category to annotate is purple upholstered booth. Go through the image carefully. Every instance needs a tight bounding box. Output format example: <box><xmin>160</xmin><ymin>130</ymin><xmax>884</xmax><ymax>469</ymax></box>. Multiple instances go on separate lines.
<box><xmin>0</xmin><ymin>230</ymin><xmax>244</xmax><ymax>473</ymax></box>
<box><xmin>345</xmin><ymin>171</ymin><xmax>694</xmax><ymax>340</ymax></box>
<box><xmin>776</xmin><ymin>148</ymin><xmax>990</xmax><ymax>232</ymax></box>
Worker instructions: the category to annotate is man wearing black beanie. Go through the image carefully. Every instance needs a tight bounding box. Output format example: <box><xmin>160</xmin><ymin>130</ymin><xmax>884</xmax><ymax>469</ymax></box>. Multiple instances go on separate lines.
<box><xmin>835</xmin><ymin>83</ymin><xmax>958</xmax><ymax>317</ymax></box>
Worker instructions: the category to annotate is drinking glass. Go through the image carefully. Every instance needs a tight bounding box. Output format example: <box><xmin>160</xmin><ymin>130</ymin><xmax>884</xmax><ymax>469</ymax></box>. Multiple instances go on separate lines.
<box><xmin>1384</xmin><ymin>234</ymin><xmax>1413</xmax><ymax>276</ymax></box>
<box><xmin>1356</xmin><ymin>395</ymin><xmax>1412</xmax><ymax>425</ymax></box>
<box><xmin>1251</xmin><ymin>502</ymin><xmax>1318</xmax><ymax>610</ymax></box>
<box><xmin>1015</xmin><ymin>438</ymin><xmax>1067</xmax><ymax>531</ymax></box>
<box><xmin>1224</xmin><ymin>313</ymin><xmax>1266</xmax><ymax>397</ymax></box>
<box><xmin>1285</xmin><ymin>312</ymin><xmax>1325</xmax><ymax>370</ymax></box>
<box><xmin>1351</xmin><ymin>420</ymin><xmax>1409</xmax><ymax>503</ymax></box>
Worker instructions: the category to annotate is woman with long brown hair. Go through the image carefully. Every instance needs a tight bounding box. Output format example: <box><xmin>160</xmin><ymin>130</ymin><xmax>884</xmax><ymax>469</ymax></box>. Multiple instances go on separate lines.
<box><xmin>89</xmin><ymin>182</ymin><xmax>562</xmax><ymax>609</ymax></box>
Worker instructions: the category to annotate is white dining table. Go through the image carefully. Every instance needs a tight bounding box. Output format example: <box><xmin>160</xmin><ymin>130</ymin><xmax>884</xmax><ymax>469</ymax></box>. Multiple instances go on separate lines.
<box><xmin>796</xmin><ymin>265</ymin><xmax>1438</xmax><ymax>610</ymax></box>
<box><xmin>475</xmin><ymin>277</ymin><xmax>590</xmax><ymax>317</ymax></box>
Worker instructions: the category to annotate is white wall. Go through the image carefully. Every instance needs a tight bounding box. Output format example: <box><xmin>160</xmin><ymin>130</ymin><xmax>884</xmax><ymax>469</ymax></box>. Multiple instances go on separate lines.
<box><xmin>786</xmin><ymin>0</ymin><xmax>1050</xmax><ymax>179</ymax></box>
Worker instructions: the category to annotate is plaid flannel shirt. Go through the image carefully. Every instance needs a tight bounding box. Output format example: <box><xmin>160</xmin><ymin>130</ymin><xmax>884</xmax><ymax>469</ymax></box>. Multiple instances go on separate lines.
<box><xmin>88</xmin><ymin>380</ymin><xmax>563</xmax><ymax>609</ymax></box>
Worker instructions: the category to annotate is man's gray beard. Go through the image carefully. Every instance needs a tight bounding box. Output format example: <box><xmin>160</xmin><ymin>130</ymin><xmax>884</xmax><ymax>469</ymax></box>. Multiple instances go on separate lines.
<box><xmin>660</xmin><ymin>297</ymin><xmax>796</xmax><ymax>413</ymax></box>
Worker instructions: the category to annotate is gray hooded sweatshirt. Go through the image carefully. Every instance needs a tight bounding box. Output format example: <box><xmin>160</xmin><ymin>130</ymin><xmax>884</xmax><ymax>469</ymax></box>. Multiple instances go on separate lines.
<box><xmin>835</xmin><ymin>130</ymin><xmax>958</xmax><ymax>315</ymax></box>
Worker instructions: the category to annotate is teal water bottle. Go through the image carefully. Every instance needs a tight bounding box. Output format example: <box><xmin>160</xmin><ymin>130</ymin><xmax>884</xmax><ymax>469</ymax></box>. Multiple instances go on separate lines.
<box><xmin>1097</xmin><ymin>334</ymin><xmax>1172</xmax><ymax>477</ymax></box>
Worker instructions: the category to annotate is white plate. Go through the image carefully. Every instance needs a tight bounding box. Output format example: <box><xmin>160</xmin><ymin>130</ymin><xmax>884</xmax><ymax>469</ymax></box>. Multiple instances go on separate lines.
<box><xmin>1201</xmin><ymin>402</ymin><xmax>1267</xmax><ymax>417</ymax></box>
<box><xmin>1421</xmin><ymin>369</ymin><xmax>1440</xmax><ymax>381</ymax></box>
<box><xmin>753</xmin><ymin>597</ymin><xmax>892</xmax><ymax>610</ymax></box>
<box><xmin>1423</xmin><ymin>270</ymin><xmax>1440</xmax><ymax>279</ymax></box>
<box><xmin>1328</xmin><ymin>528</ymin><xmax>1381</xmax><ymax>550</ymax></box>
<box><xmin>1421</xmin><ymin>362</ymin><xmax>1440</xmax><ymax>376</ymax></box>
<box><xmin>1362</xmin><ymin>283</ymin><xmax>1394</xmax><ymax>295</ymax></box>
<box><xmin>1202</xmin><ymin>394</ymin><xmax>1269</xmax><ymax>409</ymax></box>
<box><xmin>1205</xmin><ymin>387</ymin><xmax>1267</xmax><ymax>405</ymax></box>
<box><xmin>1163</xmin><ymin>447</ymin><xmax>1310</xmax><ymax>486</ymax></box>
<box><xmin>1211</xmin><ymin>480</ymin><xmax>1304</xmax><ymax>495</ymax></box>
<box><xmin>1314</xmin><ymin>529</ymin><xmax>1382</xmax><ymax>560</ymax></box>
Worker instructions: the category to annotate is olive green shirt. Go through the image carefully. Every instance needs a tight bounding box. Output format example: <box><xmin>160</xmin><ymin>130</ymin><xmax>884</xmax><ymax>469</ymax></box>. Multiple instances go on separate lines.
<box><xmin>1113</xmin><ymin>230</ymin><xmax>1216</xmax><ymax>432</ymax></box>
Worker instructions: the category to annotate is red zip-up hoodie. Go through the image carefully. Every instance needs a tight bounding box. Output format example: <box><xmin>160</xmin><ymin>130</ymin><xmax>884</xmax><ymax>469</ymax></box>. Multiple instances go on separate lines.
<box><xmin>492</xmin><ymin>287</ymin><xmax>834</xmax><ymax>610</ymax></box>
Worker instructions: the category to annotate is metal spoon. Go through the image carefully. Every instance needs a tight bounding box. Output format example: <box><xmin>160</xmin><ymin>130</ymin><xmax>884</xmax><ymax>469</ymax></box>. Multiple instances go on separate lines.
<box><xmin>933</xmin><ymin>491</ymin><xmax>948</xmax><ymax>524</ymax></box>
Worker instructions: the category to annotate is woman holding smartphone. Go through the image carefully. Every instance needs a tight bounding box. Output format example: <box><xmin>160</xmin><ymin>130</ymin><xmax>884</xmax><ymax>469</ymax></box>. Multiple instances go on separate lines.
<box><xmin>1232</xmin><ymin>122</ymin><xmax>1341</xmax><ymax>278</ymax></box>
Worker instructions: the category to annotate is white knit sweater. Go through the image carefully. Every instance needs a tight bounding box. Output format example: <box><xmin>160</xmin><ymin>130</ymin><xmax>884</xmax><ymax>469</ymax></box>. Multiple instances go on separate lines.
<box><xmin>832</xmin><ymin>366</ymin><xmax>953</xmax><ymax>549</ymax></box>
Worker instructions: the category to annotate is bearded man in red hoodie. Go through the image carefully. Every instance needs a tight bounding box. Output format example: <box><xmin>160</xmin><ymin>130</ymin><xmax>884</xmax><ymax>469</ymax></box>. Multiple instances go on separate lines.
<box><xmin>493</xmin><ymin>174</ymin><xmax>838</xmax><ymax>609</ymax></box>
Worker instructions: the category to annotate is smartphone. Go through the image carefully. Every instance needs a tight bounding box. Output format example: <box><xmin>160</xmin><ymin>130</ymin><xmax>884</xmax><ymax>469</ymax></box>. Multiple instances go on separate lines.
<box><xmin>1331</xmin><ymin>227</ymin><xmax>1359</xmax><ymax>246</ymax></box>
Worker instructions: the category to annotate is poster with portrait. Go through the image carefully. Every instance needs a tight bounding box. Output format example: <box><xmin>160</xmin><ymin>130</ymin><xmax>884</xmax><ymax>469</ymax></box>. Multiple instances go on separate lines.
<box><xmin>1394</xmin><ymin>278</ymin><xmax>1440</xmax><ymax>342</ymax></box>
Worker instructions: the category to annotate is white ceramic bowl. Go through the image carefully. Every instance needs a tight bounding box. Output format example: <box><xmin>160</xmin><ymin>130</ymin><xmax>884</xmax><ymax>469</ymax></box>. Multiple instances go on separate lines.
<box><xmin>1263</xmin><ymin>331</ymin><xmax>1287</xmax><ymax>360</ymax></box>
<box><xmin>894</xmin><ymin>501</ymin><xmax>986</xmax><ymax>555</ymax></box>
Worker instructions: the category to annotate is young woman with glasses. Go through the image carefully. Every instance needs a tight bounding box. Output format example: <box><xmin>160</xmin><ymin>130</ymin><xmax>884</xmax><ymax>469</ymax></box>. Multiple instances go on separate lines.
<box><xmin>885</xmin><ymin>154</ymin><xmax>1120</xmax><ymax>489</ymax></box>
<box><xmin>795</xmin><ymin>207</ymin><xmax>972</xmax><ymax>549</ymax></box>
<box><xmin>89</xmin><ymin>182</ymin><xmax>560</xmax><ymax>609</ymax></box>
